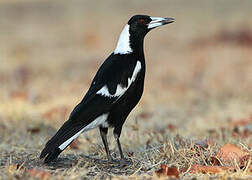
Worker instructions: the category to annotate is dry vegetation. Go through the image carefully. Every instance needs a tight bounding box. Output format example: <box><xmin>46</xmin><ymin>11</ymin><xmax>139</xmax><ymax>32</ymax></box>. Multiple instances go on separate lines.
<box><xmin>1</xmin><ymin>0</ymin><xmax>252</xmax><ymax>179</ymax></box>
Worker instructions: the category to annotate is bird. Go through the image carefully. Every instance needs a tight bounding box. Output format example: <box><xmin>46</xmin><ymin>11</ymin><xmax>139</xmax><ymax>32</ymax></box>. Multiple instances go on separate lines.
<box><xmin>40</xmin><ymin>14</ymin><xmax>175</xmax><ymax>164</ymax></box>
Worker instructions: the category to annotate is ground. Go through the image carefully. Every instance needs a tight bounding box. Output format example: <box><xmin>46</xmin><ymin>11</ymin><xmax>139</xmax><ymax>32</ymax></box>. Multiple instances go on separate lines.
<box><xmin>0</xmin><ymin>0</ymin><xmax>252</xmax><ymax>179</ymax></box>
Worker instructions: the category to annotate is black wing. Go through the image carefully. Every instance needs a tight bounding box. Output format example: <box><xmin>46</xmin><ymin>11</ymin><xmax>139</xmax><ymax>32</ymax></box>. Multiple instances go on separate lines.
<box><xmin>40</xmin><ymin>54</ymin><xmax>139</xmax><ymax>163</ymax></box>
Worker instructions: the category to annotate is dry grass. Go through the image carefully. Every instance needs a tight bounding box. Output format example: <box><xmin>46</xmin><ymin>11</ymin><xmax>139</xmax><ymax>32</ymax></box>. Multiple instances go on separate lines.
<box><xmin>0</xmin><ymin>0</ymin><xmax>252</xmax><ymax>179</ymax></box>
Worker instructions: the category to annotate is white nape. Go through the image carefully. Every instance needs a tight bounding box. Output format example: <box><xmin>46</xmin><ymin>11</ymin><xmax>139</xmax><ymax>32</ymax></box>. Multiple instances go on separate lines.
<box><xmin>148</xmin><ymin>17</ymin><xmax>165</xmax><ymax>29</ymax></box>
<box><xmin>97</xmin><ymin>61</ymin><xmax>141</xmax><ymax>98</ymax></box>
<box><xmin>58</xmin><ymin>113</ymin><xmax>109</xmax><ymax>150</ymax></box>
<box><xmin>114</xmin><ymin>24</ymin><xmax>133</xmax><ymax>54</ymax></box>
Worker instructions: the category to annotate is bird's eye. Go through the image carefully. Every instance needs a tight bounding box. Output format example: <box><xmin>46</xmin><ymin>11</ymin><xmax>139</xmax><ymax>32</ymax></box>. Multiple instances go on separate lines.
<box><xmin>139</xmin><ymin>18</ymin><xmax>146</xmax><ymax>25</ymax></box>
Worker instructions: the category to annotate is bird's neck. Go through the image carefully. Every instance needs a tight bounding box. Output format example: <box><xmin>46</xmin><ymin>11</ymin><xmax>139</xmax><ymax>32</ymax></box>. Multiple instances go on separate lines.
<box><xmin>114</xmin><ymin>24</ymin><xmax>145</xmax><ymax>56</ymax></box>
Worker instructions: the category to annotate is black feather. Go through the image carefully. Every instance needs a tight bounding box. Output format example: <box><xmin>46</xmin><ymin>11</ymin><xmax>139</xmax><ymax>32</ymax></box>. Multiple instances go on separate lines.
<box><xmin>40</xmin><ymin>121</ymin><xmax>84</xmax><ymax>163</ymax></box>
<box><xmin>40</xmin><ymin>94</ymin><xmax>116</xmax><ymax>163</ymax></box>
<box><xmin>43</xmin><ymin>148</ymin><xmax>62</xmax><ymax>163</ymax></box>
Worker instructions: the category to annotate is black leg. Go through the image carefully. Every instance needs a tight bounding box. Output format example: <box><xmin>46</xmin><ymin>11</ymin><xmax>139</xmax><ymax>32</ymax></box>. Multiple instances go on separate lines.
<box><xmin>114</xmin><ymin>134</ymin><xmax>125</xmax><ymax>159</ymax></box>
<box><xmin>113</xmin><ymin>127</ymin><xmax>124</xmax><ymax>159</ymax></box>
<box><xmin>99</xmin><ymin>127</ymin><xmax>112</xmax><ymax>161</ymax></box>
<box><xmin>113</xmin><ymin>130</ymin><xmax>132</xmax><ymax>166</ymax></box>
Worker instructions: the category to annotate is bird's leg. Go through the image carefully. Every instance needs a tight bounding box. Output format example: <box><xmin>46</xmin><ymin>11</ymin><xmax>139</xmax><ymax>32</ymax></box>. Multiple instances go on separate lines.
<box><xmin>99</xmin><ymin>127</ymin><xmax>112</xmax><ymax>161</ymax></box>
<box><xmin>113</xmin><ymin>128</ymin><xmax>132</xmax><ymax>165</ymax></box>
<box><xmin>114</xmin><ymin>133</ymin><xmax>125</xmax><ymax>159</ymax></box>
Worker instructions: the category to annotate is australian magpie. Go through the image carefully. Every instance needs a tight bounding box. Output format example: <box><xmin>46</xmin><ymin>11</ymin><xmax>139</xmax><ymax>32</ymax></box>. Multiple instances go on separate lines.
<box><xmin>40</xmin><ymin>15</ymin><xmax>174</xmax><ymax>164</ymax></box>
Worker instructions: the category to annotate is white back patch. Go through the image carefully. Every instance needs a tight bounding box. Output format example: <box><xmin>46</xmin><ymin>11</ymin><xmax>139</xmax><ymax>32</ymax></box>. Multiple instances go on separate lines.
<box><xmin>58</xmin><ymin>113</ymin><xmax>109</xmax><ymax>150</ymax></box>
<box><xmin>97</xmin><ymin>61</ymin><xmax>142</xmax><ymax>98</ymax></box>
<box><xmin>114</xmin><ymin>24</ymin><xmax>132</xmax><ymax>54</ymax></box>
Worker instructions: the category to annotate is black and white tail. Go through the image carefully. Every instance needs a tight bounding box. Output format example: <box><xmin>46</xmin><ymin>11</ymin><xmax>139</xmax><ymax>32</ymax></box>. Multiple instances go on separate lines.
<box><xmin>40</xmin><ymin>120</ymin><xmax>85</xmax><ymax>163</ymax></box>
<box><xmin>40</xmin><ymin>113</ymin><xmax>109</xmax><ymax>163</ymax></box>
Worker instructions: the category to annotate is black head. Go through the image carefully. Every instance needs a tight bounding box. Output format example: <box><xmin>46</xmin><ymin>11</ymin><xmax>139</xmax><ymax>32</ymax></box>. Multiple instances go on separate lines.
<box><xmin>128</xmin><ymin>15</ymin><xmax>175</xmax><ymax>39</ymax></box>
<box><xmin>114</xmin><ymin>15</ymin><xmax>174</xmax><ymax>54</ymax></box>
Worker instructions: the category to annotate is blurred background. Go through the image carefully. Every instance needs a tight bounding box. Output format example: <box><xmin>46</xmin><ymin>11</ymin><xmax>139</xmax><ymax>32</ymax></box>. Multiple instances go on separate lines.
<box><xmin>0</xmin><ymin>0</ymin><xmax>252</xmax><ymax>142</ymax></box>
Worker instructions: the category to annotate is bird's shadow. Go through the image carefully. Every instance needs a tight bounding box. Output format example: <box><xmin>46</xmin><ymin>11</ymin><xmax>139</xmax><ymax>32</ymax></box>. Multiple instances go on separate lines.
<box><xmin>43</xmin><ymin>154</ymin><xmax>132</xmax><ymax>170</ymax></box>
<box><xmin>40</xmin><ymin>154</ymin><xmax>79</xmax><ymax>170</ymax></box>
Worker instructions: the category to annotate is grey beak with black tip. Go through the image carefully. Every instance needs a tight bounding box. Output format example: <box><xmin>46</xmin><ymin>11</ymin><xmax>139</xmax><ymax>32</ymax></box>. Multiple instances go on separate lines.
<box><xmin>148</xmin><ymin>17</ymin><xmax>175</xmax><ymax>29</ymax></box>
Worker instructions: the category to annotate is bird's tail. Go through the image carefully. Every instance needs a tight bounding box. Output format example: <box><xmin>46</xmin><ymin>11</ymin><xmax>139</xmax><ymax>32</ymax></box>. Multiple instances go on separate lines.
<box><xmin>40</xmin><ymin>120</ymin><xmax>85</xmax><ymax>163</ymax></box>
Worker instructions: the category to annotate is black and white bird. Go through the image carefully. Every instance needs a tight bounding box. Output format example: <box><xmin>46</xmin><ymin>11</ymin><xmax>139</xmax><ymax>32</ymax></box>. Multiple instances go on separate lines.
<box><xmin>40</xmin><ymin>15</ymin><xmax>174</xmax><ymax>164</ymax></box>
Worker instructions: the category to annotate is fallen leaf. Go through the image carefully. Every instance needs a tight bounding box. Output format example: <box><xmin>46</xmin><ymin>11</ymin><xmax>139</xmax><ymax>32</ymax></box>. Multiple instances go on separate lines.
<box><xmin>217</xmin><ymin>144</ymin><xmax>250</xmax><ymax>166</ymax></box>
<box><xmin>189</xmin><ymin>164</ymin><xmax>235</xmax><ymax>174</ymax></box>
<box><xmin>167</xmin><ymin>166</ymin><xmax>179</xmax><ymax>178</ymax></box>
<box><xmin>155</xmin><ymin>164</ymin><xmax>179</xmax><ymax>178</ymax></box>
<box><xmin>27</xmin><ymin>169</ymin><xmax>51</xmax><ymax>179</ymax></box>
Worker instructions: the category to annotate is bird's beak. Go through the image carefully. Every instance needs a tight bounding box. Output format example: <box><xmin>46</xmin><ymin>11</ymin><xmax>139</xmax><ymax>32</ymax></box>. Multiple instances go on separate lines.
<box><xmin>148</xmin><ymin>17</ymin><xmax>175</xmax><ymax>29</ymax></box>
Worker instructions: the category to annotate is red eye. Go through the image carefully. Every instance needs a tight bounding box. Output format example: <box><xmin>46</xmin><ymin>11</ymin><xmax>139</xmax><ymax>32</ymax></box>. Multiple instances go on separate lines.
<box><xmin>139</xmin><ymin>19</ymin><xmax>146</xmax><ymax>24</ymax></box>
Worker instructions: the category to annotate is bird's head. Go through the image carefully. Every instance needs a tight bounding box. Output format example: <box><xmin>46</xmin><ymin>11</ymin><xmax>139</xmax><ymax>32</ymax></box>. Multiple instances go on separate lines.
<box><xmin>114</xmin><ymin>15</ymin><xmax>175</xmax><ymax>55</ymax></box>
<box><xmin>128</xmin><ymin>15</ymin><xmax>175</xmax><ymax>38</ymax></box>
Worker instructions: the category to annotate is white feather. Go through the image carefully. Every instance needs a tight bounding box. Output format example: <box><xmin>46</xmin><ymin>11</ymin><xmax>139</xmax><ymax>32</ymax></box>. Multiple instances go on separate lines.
<box><xmin>96</xmin><ymin>85</ymin><xmax>110</xmax><ymax>97</ymax></box>
<box><xmin>58</xmin><ymin>113</ymin><xmax>109</xmax><ymax>150</ymax></box>
<box><xmin>97</xmin><ymin>61</ymin><xmax>142</xmax><ymax>98</ymax></box>
<box><xmin>114</xmin><ymin>24</ymin><xmax>132</xmax><ymax>54</ymax></box>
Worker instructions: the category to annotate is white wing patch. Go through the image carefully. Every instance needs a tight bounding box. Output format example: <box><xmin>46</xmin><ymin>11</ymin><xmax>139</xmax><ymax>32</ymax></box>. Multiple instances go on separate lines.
<box><xmin>114</xmin><ymin>24</ymin><xmax>132</xmax><ymax>55</ymax></box>
<box><xmin>58</xmin><ymin>113</ymin><xmax>109</xmax><ymax>150</ymax></box>
<box><xmin>97</xmin><ymin>61</ymin><xmax>142</xmax><ymax>98</ymax></box>
<box><xmin>96</xmin><ymin>84</ymin><xmax>126</xmax><ymax>97</ymax></box>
